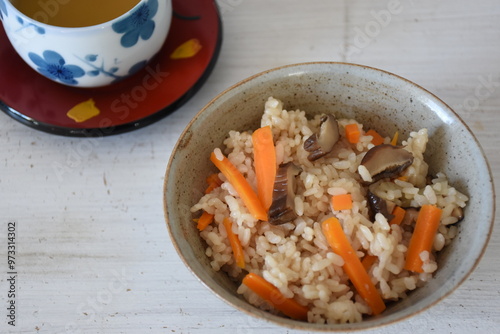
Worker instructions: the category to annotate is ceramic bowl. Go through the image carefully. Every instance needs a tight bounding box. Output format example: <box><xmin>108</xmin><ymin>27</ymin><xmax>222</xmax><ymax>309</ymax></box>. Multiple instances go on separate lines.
<box><xmin>164</xmin><ymin>62</ymin><xmax>494</xmax><ymax>331</ymax></box>
<box><xmin>0</xmin><ymin>0</ymin><xmax>172</xmax><ymax>88</ymax></box>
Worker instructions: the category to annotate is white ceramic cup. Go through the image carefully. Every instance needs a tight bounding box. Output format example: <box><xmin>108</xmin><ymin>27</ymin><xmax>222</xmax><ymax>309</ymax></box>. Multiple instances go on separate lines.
<box><xmin>0</xmin><ymin>0</ymin><xmax>172</xmax><ymax>88</ymax></box>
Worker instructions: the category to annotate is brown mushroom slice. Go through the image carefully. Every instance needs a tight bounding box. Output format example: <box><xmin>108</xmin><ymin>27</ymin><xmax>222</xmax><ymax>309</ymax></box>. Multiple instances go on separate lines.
<box><xmin>268</xmin><ymin>162</ymin><xmax>302</xmax><ymax>225</ymax></box>
<box><xmin>359</xmin><ymin>144</ymin><xmax>414</xmax><ymax>183</ymax></box>
<box><xmin>304</xmin><ymin>115</ymin><xmax>340</xmax><ymax>161</ymax></box>
<box><xmin>367</xmin><ymin>190</ymin><xmax>395</xmax><ymax>221</ymax></box>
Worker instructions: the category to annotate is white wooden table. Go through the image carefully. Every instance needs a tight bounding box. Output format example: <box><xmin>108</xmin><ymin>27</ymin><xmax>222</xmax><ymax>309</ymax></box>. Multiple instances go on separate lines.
<box><xmin>1</xmin><ymin>0</ymin><xmax>499</xmax><ymax>333</ymax></box>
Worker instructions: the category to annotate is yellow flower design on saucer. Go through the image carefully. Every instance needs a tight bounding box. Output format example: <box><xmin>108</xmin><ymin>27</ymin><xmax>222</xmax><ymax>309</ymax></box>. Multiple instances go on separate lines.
<box><xmin>67</xmin><ymin>98</ymin><xmax>100</xmax><ymax>123</ymax></box>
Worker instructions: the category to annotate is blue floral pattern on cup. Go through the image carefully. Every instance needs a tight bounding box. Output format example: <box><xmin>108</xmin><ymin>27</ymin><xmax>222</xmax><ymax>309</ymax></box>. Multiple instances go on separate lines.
<box><xmin>16</xmin><ymin>16</ymin><xmax>45</xmax><ymax>34</ymax></box>
<box><xmin>28</xmin><ymin>51</ymin><xmax>85</xmax><ymax>85</ymax></box>
<box><xmin>79</xmin><ymin>54</ymin><xmax>121</xmax><ymax>78</ymax></box>
<box><xmin>112</xmin><ymin>0</ymin><xmax>158</xmax><ymax>48</ymax></box>
<box><xmin>76</xmin><ymin>54</ymin><xmax>148</xmax><ymax>82</ymax></box>
<box><xmin>0</xmin><ymin>0</ymin><xmax>8</xmax><ymax>20</ymax></box>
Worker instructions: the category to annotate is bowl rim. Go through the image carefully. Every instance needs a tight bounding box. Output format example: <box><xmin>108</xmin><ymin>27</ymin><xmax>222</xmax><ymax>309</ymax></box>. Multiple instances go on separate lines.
<box><xmin>163</xmin><ymin>61</ymin><xmax>496</xmax><ymax>331</ymax></box>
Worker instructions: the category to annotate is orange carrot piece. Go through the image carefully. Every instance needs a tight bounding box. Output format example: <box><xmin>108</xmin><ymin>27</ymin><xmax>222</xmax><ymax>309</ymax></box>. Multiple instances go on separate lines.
<box><xmin>223</xmin><ymin>217</ymin><xmax>245</xmax><ymax>268</ymax></box>
<box><xmin>210</xmin><ymin>150</ymin><xmax>268</xmax><ymax>221</ymax></box>
<box><xmin>390</xmin><ymin>131</ymin><xmax>399</xmax><ymax>146</ymax></box>
<box><xmin>206</xmin><ymin>173</ymin><xmax>222</xmax><ymax>185</ymax></box>
<box><xmin>365</xmin><ymin>129</ymin><xmax>385</xmax><ymax>146</ymax></box>
<box><xmin>345</xmin><ymin>124</ymin><xmax>360</xmax><ymax>144</ymax></box>
<box><xmin>331</xmin><ymin>194</ymin><xmax>353</xmax><ymax>211</ymax></box>
<box><xmin>389</xmin><ymin>206</ymin><xmax>406</xmax><ymax>226</ymax></box>
<box><xmin>397</xmin><ymin>175</ymin><xmax>408</xmax><ymax>182</ymax></box>
<box><xmin>242</xmin><ymin>272</ymin><xmax>308</xmax><ymax>321</ymax></box>
<box><xmin>205</xmin><ymin>182</ymin><xmax>219</xmax><ymax>194</ymax></box>
<box><xmin>252</xmin><ymin>126</ymin><xmax>277</xmax><ymax>211</ymax></box>
<box><xmin>404</xmin><ymin>204</ymin><xmax>443</xmax><ymax>273</ymax></box>
<box><xmin>205</xmin><ymin>173</ymin><xmax>222</xmax><ymax>194</ymax></box>
<box><xmin>196</xmin><ymin>211</ymin><xmax>214</xmax><ymax>231</ymax></box>
<box><xmin>205</xmin><ymin>173</ymin><xmax>223</xmax><ymax>194</ymax></box>
<box><xmin>361</xmin><ymin>255</ymin><xmax>378</xmax><ymax>272</ymax></box>
<box><xmin>321</xmin><ymin>217</ymin><xmax>386</xmax><ymax>315</ymax></box>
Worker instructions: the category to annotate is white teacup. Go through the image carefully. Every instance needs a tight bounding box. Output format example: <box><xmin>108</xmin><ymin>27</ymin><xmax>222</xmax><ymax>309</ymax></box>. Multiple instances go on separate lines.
<box><xmin>0</xmin><ymin>0</ymin><xmax>172</xmax><ymax>88</ymax></box>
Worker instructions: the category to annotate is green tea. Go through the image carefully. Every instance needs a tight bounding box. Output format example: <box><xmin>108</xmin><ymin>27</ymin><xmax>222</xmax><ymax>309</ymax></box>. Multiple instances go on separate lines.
<box><xmin>10</xmin><ymin>0</ymin><xmax>141</xmax><ymax>28</ymax></box>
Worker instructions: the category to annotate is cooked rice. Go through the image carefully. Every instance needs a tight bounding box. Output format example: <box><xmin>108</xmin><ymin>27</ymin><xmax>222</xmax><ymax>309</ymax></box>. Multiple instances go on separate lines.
<box><xmin>191</xmin><ymin>97</ymin><xmax>468</xmax><ymax>323</ymax></box>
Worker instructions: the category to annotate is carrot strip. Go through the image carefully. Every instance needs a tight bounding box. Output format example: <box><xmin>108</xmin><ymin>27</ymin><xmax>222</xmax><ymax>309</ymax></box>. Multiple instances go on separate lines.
<box><xmin>321</xmin><ymin>217</ymin><xmax>386</xmax><ymax>315</ymax></box>
<box><xmin>389</xmin><ymin>206</ymin><xmax>406</xmax><ymax>226</ymax></box>
<box><xmin>331</xmin><ymin>194</ymin><xmax>353</xmax><ymax>211</ymax></box>
<box><xmin>205</xmin><ymin>173</ymin><xmax>223</xmax><ymax>194</ymax></box>
<box><xmin>365</xmin><ymin>129</ymin><xmax>385</xmax><ymax>146</ymax></box>
<box><xmin>345</xmin><ymin>124</ymin><xmax>360</xmax><ymax>144</ymax></box>
<box><xmin>404</xmin><ymin>204</ymin><xmax>443</xmax><ymax>273</ymax></box>
<box><xmin>196</xmin><ymin>211</ymin><xmax>214</xmax><ymax>231</ymax></box>
<box><xmin>210</xmin><ymin>150</ymin><xmax>268</xmax><ymax>221</ymax></box>
<box><xmin>205</xmin><ymin>183</ymin><xmax>219</xmax><ymax>194</ymax></box>
<box><xmin>390</xmin><ymin>131</ymin><xmax>399</xmax><ymax>146</ymax></box>
<box><xmin>361</xmin><ymin>255</ymin><xmax>378</xmax><ymax>272</ymax></box>
<box><xmin>223</xmin><ymin>217</ymin><xmax>245</xmax><ymax>268</ymax></box>
<box><xmin>252</xmin><ymin>126</ymin><xmax>277</xmax><ymax>211</ymax></box>
<box><xmin>242</xmin><ymin>272</ymin><xmax>308</xmax><ymax>321</ymax></box>
<box><xmin>206</xmin><ymin>173</ymin><xmax>222</xmax><ymax>185</ymax></box>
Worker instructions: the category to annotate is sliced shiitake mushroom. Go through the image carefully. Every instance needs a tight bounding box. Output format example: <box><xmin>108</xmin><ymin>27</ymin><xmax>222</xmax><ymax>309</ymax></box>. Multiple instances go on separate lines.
<box><xmin>367</xmin><ymin>190</ymin><xmax>395</xmax><ymax>221</ymax></box>
<box><xmin>304</xmin><ymin>115</ymin><xmax>340</xmax><ymax>161</ymax></box>
<box><xmin>359</xmin><ymin>144</ymin><xmax>414</xmax><ymax>183</ymax></box>
<box><xmin>268</xmin><ymin>162</ymin><xmax>302</xmax><ymax>225</ymax></box>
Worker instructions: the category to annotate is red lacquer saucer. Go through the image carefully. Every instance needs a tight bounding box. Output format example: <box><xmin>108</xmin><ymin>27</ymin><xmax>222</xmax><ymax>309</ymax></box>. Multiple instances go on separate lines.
<box><xmin>0</xmin><ymin>0</ymin><xmax>222</xmax><ymax>137</ymax></box>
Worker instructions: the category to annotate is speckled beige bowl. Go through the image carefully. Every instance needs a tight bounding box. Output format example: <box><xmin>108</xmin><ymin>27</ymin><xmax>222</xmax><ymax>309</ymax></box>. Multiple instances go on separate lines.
<box><xmin>163</xmin><ymin>62</ymin><xmax>495</xmax><ymax>331</ymax></box>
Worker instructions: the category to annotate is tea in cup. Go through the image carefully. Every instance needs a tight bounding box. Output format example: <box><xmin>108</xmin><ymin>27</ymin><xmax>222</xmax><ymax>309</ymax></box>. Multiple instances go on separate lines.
<box><xmin>0</xmin><ymin>0</ymin><xmax>172</xmax><ymax>87</ymax></box>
